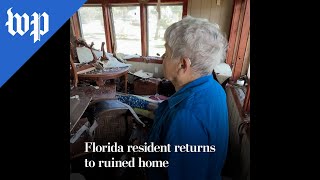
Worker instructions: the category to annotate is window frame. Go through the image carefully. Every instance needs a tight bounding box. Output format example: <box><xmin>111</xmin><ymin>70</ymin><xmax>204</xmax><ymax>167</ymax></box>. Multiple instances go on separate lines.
<box><xmin>110</xmin><ymin>4</ymin><xmax>143</xmax><ymax>56</ymax></box>
<box><xmin>146</xmin><ymin>4</ymin><xmax>184</xmax><ymax>57</ymax></box>
<box><xmin>72</xmin><ymin>0</ymin><xmax>188</xmax><ymax>63</ymax></box>
<box><xmin>77</xmin><ymin>5</ymin><xmax>108</xmax><ymax>51</ymax></box>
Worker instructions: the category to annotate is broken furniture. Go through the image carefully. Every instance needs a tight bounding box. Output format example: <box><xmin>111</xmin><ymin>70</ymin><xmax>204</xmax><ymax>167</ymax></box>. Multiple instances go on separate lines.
<box><xmin>70</xmin><ymin>94</ymin><xmax>146</xmax><ymax>157</ymax></box>
<box><xmin>82</xmin><ymin>99</ymin><xmax>146</xmax><ymax>145</ymax></box>
<box><xmin>133</xmin><ymin>78</ymin><xmax>161</xmax><ymax>95</ymax></box>
<box><xmin>70</xmin><ymin>83</ymin><xmax>116</xmax><ymax>103</ymax></box>
<box><xmin>70</xmin><ymin>39</ymin><xmax>130</xmax><ymax>101</ymax></box>
<box><xmin>70</xmin><ymin>94</ymin><xmax>93</xmax><ymax>159</ymax></box>
<box><xmin>70</xmin><ymin>95</ymin><xmax>92</xmax><ymax>133</ymax></box>
<box><xmin>76</xmin><ymin>66</ymin><xmax>129</xmax><ymax>93</ymax></box>
<box><xmin>71</xmin><ymin>38</ymin><xmax>107</xmax><ymax>64</ymax></box>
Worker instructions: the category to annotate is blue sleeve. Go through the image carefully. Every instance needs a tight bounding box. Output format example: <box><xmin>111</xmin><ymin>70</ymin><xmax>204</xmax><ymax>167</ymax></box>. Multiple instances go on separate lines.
<box><xmin>163</xmin><ymin>109</ymin><xmax>211</xmax><ymax>180</ymax></box>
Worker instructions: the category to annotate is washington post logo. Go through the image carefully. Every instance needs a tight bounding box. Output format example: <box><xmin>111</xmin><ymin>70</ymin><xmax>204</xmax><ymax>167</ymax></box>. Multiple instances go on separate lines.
<box><xmin>5</xmin><ymin>7</ymin><xmax>49</xmax><ymax>43</ymax></box>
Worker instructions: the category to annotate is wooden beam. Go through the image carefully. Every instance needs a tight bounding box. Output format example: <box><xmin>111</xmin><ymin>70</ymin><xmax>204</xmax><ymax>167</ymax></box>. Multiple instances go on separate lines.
<box><xmin>70</xmin><ymin>54</ymin><xmax>78</xmax><ymax>87</ymax></box>
<box><xmin>85</xmin><ymin>0</ymin><xmax>102</xmax><ymax>4</ymax></box>
<box><xmin>70</xmin><ymin>17</ymin><xmax>76</xmax><ymax>38</ymax></box>
<box><xmin>182</xmin><ymin>0</ymin><xmax>188</xmax><ymax>16</ymax></box>
<box><xmin>232</xmin><ymin>0</ymin><xmax>246</xmax><ymax>68</ymax></box>
<box><xmin>71</xmin><ymin>13</ymin><xmax>81</xmax><ymax>39</ymax></box>
<box><xmin>241</xmin><ymin>32</ymin><xmax>250</xmax><ymax>76</ymax></box>
<box><xmin>102</xmin><ymin>2</ymin><xmax>113</xmax><ymax>53</ymax></box>
<box><xmin>140</xmin><ymin>4</ymin><xmax>147</xmax><ymax>56</ymax></box>
<box><xmin>226</xmin><ymin>0</ymin><xmax>242</xmax><ymax>66</ymax></box>
<box><xmin>232</xmin><ymin>0</ymin><xmax>250</xmax><ymax>81</ymax></box>
<box><xmin>126</xmin><ymin>57</ymin><xmax>163</xmax><ymax>64</ymax></box>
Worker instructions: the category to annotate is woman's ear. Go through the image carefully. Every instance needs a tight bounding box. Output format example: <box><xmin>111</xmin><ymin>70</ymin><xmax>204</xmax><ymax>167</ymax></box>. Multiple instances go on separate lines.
<box><xmin>180</xmin><ymin>57</ymin><xmax>191</xmax><ymax>70</ymax></box>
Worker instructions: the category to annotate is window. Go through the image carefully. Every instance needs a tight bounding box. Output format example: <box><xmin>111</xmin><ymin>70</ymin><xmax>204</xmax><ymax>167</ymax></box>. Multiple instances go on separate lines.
<box><xmin>78</xmin><ymin>6</ymin><xmax>106</xmax><ymax>51</ymax></box>
<box><xmin>111</xmin><ymin>6</ymin><xmax>142</xmax><ymax>55</ymax></box>
<box><xmin>73</xmin><ymin>0</ymin><xmax>187</xmax><ymax>60</ymax></box>
<box><xmin>147</xmin><ymin>5</ymin><xmax>183</xmax><ymax>56</ymax></box>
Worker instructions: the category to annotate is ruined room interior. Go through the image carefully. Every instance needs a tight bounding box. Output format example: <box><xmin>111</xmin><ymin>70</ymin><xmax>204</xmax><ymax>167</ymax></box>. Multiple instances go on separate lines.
<box><xmin>70</xmin><ymin>0</ymin><xmax>250</xmax><ymax>180</ymax></box>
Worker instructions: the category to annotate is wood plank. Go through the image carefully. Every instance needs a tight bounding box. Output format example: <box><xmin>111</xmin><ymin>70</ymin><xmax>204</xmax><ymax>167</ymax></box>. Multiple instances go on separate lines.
<box><xmin>200</xmin><ymin>0</ymin><xmax>211</xmax><ymax>20</ymax></box>
<box><xmin>70</xmin><ymin>17</ymin><xmax>75</xmax><ymax>37</ymax></box>
<box><xmin>70</xmin><ymin>96</ymin><xmax>92</xmax><ymax>133</ymax></box>
<box><xmin>140</xmin><ymin>4</ymin><xmax>147</xmax><ymax>56</ymax></box>
<box><xmin>70</xmin><ymin>53</ymin><xmax>78</xmax><ymax>87</ymax></box>
<box><xmin>219</xmin><ymin>0</ymin><xmax>233</xmax><ymax>38</ymax></box>
<box><xmin>183</xmin><ymin>0</ymin><xmax>188</xmax><ymax>16</ymax></box>
<box><xmin>70</xmin><ymin>83</ymin><xmax>117</xmax><ymax>102</ymax></box>
<box><xmin>226</xmin><ymin>0</ymin><xmax>242</xmax><ymax>65</ymax></box>
<box><xmin>70</xmin><ymin>117</ymin><xmax>93</xmax><ymax>159</ymax></box>
<box><xmin>70</xmin><ymin>98</ymin><xmax>80</xmax><ymax>115</ymax></box>
<box><xmin>77</xmin><ymin>66</ymin><xmax>96</xmax><ymax>74</ymax></box>
<box><xmin>102</xmin><ymin>2</ymin><xmax>113</xmax><ymax>53</ymax></box>
<box><xmin>241</xmin><ymin>32</ymin><xmax>250</xmax><ymax>76</ymax></box>
<box><xmin>126</xmin><ymin>57</ymin><xmax>163</xmax><ymax>64</ymax></box>
<box><xmin>232</xmin><ymin>0</ymin><xmax>250</xmax><ymax>81</ymax></box>
<box><xmin>189</xmin><ymin>0</ymin><xmax>201</xmax><ymax>17</ymax></box>
<box><xmin>71</xmin><ymin>13</ymin><xmax>81</xmax><ymax>39</ymax></box>
<box><xmin>85</xmin><ymin>0</ymin><xmax>101</xmax><ymax>3</ymax></box>
<box><xmin>209</xmin><ymin>0</ymin><xmax>221</xmax><ymax>27</ymax></box>
<box><xmin>188</xmin><ymin>0</ymin><xmax>192</xmax><ymax>15</ymax></box>
<box><xmin>232</xmin><ymin>0</ymin><xmax>246</xmax><ymax>67</ymax></box>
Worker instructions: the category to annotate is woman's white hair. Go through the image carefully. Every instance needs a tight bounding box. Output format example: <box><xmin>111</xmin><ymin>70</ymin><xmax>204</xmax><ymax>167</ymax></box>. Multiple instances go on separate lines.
<box><xmin>164</xmin><ymin>16</ymin><xmax>228</xmax><ymax>76</ymax></box>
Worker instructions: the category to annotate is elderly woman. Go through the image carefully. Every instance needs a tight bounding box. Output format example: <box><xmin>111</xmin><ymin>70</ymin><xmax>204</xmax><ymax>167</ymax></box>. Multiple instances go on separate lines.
<box><xmin>147</xmin><ymin>16</ymin><xmax>229</xmax><ymax>180</ymax></box>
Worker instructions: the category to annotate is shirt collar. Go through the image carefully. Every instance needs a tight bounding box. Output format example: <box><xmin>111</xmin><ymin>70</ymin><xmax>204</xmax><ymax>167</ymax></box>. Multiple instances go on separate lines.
<box><xmin>168</xmin><ymin>75</ymin><xmax>214</xmax><ymax>109</ymax></box>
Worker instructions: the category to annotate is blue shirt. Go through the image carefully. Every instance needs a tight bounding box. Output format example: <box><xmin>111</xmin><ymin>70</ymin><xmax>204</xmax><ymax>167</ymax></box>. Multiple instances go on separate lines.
<box><xmin>147</xmin><ymin>75</ymin><xmax>229</xmax><ymax>180</ymax></box>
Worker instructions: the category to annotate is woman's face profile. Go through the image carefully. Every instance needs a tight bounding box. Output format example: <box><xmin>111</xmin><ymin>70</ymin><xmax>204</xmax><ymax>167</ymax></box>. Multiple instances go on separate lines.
<box><xmin>162</xmin><ymin>44</ymin><xmax>179</xmax><ymax>81</ymax></box>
